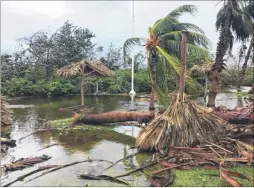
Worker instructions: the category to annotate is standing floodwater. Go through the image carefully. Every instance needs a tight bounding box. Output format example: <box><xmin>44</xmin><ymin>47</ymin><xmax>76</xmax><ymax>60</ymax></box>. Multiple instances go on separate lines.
<box><xmin>1</xmin><ymin>88</ymin><xmax>253</xmax><ymax>186</ymax></box>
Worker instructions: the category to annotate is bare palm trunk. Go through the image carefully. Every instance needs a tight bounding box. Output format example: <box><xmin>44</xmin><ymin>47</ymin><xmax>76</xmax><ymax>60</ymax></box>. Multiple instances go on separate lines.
<box><xmin>179</xmin><ymin>30</ymin><xmax>187</xmax><ymax>96</ymax></box>
<box><xmin>239</xmin><ymin>35</ymin><xmax>254</xmax><ymax>86</ymax></box>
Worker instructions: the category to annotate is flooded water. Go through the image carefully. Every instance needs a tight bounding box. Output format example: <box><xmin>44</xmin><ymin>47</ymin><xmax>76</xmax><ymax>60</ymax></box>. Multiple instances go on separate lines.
<box><xmin>1</xmin><ymin>87</ymin><xmax>252</xmax><ymax>186</ymax></box>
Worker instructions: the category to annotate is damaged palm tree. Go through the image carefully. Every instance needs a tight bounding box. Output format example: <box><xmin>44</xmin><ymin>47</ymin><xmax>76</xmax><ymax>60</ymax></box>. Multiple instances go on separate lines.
<box><xmin>1</xmin><ymin>96</ymin><xmax>12</xmax><ymax>127</ymax></box>
<box><xmin>136</xmin><ymin>31</ymin><xmax>227</xmax><ymax>150</ymax></box>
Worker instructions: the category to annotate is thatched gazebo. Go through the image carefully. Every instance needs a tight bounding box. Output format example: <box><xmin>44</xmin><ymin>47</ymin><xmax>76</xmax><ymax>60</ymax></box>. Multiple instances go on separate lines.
<box><xmin>56</xmin><ymin>59</ymin><xmax>115</xmax><ymax>106</ymax></box>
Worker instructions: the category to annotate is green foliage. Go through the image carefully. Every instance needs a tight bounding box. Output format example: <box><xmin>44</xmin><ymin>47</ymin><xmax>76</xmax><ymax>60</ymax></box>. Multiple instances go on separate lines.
<box><xmin>221</xmin><ymin>66</ymin><xmax>253</xmax><ymax>87</ymax></box>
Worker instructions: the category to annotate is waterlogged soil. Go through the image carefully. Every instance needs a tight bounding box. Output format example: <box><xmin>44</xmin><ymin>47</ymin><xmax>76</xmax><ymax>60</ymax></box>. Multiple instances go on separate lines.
<box><xmin>1</xmin><ymin>87</ymin><xmax>253</xmax><ymax>186</ymax></box>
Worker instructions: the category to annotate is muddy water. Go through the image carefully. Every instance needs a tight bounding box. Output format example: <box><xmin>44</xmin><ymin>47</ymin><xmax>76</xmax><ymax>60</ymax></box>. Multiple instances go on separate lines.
<box><xmin>1</xmin><ymin>87</ymin><xmax>252</xmax><ymax>186</ymax></box>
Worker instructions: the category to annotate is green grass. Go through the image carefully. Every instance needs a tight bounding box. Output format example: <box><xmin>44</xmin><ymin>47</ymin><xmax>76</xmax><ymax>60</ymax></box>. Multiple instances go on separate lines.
<box><xmin>172</xmin><ymin>166</ymin><xmax>254</xmax><ymax>187</ymax></box>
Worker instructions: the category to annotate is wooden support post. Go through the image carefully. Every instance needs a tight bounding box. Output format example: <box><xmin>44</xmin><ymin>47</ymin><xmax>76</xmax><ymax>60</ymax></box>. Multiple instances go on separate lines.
<box><xmin>80</xmin><ymin>74</ymin><xmax>84</xmax><ymax>106</ymax></box>
<box><xmin>95</xmin><ymin>81</ymin><xmax>99</xmax><ymax>96</ymax></box>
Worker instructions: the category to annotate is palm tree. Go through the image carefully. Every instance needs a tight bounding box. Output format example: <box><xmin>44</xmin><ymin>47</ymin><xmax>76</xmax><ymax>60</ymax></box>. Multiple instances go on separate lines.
<box><xmin>123</xmin><ymin>5</ymin><xmax>210</xmax><ymax>111</ymax></box>
<box><xmin>239</xmin><ymin>0</ymin><xmax>254</xmax><ymax>87</ymax></box>
<box><xmin>207</xmin><ymin>0</ymin><xmax>250</xmax><ymax>107</ymax></box>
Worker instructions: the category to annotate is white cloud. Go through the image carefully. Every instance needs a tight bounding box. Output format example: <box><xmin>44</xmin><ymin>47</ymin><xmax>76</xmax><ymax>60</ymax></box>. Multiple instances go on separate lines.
<box><xmin>3</xmin><ymin>1</ymin><xmax>71</xmax><ymax>19</ymax></box>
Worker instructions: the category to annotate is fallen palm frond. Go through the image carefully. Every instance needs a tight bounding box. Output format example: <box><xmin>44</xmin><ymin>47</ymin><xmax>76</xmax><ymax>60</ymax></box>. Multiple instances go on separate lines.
<box><xmin>1</xmin><ymin>96</ymin><xmax>12</xmax><ymax>127</ymax></box>
<box><xmin>104</xmin><ymin>151</ymin><xmax>139</xmax><ymax>171</ymax></box>
<box><xmin>2</xmin><ymin>165</ymin><xmax>60</xmax><ymax>187</ymax></box>
<box><xmin>2</xmin><ymin>155</ymin><xmax>52</xmax><ymax>175</ymax></box>
<box><xmin>219</xmin><ymin>162</ymin><xmax>254</xmax><ymax>187</ymax></box>
<box><xmin>24</xmin><ymin>159</ymin><xmax>114</xmax><ymax>184</ymax></box>
<box><xmin>136</xmin><ymin>92</ymin><xmax>227</xmax><ymax>150</ymax></box>
<box><xmin>79</xmin><ymin>174</ymin><xmax>130</xmax><ymax>186</ymax></box>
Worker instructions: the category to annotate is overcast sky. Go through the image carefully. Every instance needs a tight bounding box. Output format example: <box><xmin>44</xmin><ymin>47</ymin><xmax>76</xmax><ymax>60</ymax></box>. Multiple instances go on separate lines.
<box><xmin>1</xmin><ymin>1</ymin><xmax>239</xmax><ymax>56</ymax></box>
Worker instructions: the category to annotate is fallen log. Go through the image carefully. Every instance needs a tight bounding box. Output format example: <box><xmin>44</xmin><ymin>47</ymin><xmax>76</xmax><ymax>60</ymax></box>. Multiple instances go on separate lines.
<box><xmin>73</xmin><ymin>111</ymin><xmax>155</xmax><ymax>126</ymax></box>
<box><xmin>213</xmin><ymin>105</ymin><xmax>254</xmax><ymax>124</ymax></box>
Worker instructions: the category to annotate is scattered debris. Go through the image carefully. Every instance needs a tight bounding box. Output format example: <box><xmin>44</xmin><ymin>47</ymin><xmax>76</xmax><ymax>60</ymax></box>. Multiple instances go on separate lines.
<box><xmin>2</xmin><ymin>155</ymin><xmax>52</xmax><ymax>174</ymax></box>
<box><xmin>24</xmin><ymin>159</ymin><xmax>114</xmax><ymax>184</ymax></box>
<box><xmin>37</xmin><ymin>144</ymin><xmax>60</xmax><ymax>152</ymax></box>
<box><xmin>2</xmin><ymin>165</ymin><xmax>60</xmax><ymax>187</ymax></box>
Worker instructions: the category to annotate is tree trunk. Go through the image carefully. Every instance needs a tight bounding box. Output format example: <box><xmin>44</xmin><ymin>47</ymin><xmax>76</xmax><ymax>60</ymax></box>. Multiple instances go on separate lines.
<box><xmin>80</xmin><ymin>74</ymin><xmax>84</xmax><ymax>106</ymax></box>
<box><xmin>72</xmin><ymin>105</ymin><xmax>253</xmax><ymax>126</ymax></box>
<box><xmin>73</xmin><ymin>111</ymin><xmax>155</xmax><ymax>126</ymax></box>
<box><xmin>149</xmin><ymin>48</ymin><xmax>157</xmax><ymax>111</ymax></box>
<box><xmin>239</xmin><ymin>35</ymin><xmax>254</xmax><ymax>86</ymax></box>
<box><xmin>213</xmin><ymin>105</ymin><xmax>254</xmax><ymax>124</ymax></box>
<box><xmin>207</xmin><ymin>23</ymin><xmax>230</xmax><ymax>107</ymax></box>
<box><xmin>45</xmin><ymin>65</ymin><xmax>52</xmax><ymax>81</ymax></box>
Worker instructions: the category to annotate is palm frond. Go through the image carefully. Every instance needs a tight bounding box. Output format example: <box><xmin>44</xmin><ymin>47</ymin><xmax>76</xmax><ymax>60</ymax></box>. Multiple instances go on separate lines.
<box><xmin>160</xmin><ymin>40</ymin><xmax>209</xmax><ymax>61</ymax></box>
<box><xmin>168</xmin><ymin>5</ymin><xmax>198</xmax><ymax>19</ymax></box>
<box><xmin>156</xmin><ymin>46</ymin><xmax>181</xmax><ymax>75</ymax></box>
<box><xmin>171</xmin><ymin>23</ymin><xmax>205</xmax><ymax>34</ymax></box>
<box><xmin>157</xmin><ymin>46</ymin><xmax>204</xmax><ymax>92</ymax></box>
<box><xmin>123</xmin><ymin>37</ymin><xmax>146</xmax><ymax>62</ymax></box>
<box><xmin>154</xmin><ymin>55</ymin><xmax>171</xmax><ymax>108</ymax></box>
<box><xmin>152</xmin><ymin>5</ymin><xmax>198</xmax><ymax>35</ymax></box>
<box><xmin>160</xmin><ymin>31</ymin><xmax>211</xmax><ymax>49</ymax></box>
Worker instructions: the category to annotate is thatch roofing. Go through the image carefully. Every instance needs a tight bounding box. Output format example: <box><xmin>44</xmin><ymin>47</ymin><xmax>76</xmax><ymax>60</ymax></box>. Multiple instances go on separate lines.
<box><xmin>56</xmin><ymin>59</ymin><xmax>115</xmax><ymax>78</ymax></box>
<box><xmin>190</xmin><ymin>61</ymin><xmax>214</xmax><ymax>77</ymax></box>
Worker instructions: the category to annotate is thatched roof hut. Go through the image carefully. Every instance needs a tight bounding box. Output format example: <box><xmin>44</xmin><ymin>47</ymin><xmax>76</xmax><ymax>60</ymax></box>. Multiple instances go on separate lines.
<box><xmin>56</xmin><ymin>59</ymin><xmax>115</xmax><ymax>106</ymax></box>
<box><xmin>56</xmin><ymin>60</ymin><xmax>115</xmax><ymax>78</ymax></box>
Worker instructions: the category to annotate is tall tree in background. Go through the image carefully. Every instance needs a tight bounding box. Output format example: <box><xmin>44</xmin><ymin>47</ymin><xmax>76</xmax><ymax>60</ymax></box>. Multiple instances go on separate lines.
<box><xmin>239</xmin><ymin>0</ymin><xmax>254</xmax><ymax>88</ymax></box>
<box><xmin>124</xmin><ymin>5</ymin><xmax>210</xmax><ymax>110</ymax></box>
<box><xmin>100</xmin><ymin>43</ymin><xmax>124</xmax><ymax>70</ymax></box>
<box><xmin>19</xmin><ymin>21</ymin><xmax>96</xmax><ymax>80</ymax></box>
<box><xmin>207</xmin><ymin>0</ymin><xmax>251</xmax><ymax>107</ymax></box>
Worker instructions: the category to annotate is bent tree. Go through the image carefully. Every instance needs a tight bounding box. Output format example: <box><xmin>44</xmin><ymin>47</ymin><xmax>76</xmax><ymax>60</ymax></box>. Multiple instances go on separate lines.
<box><xmin>123</xmin><ymin>5</ymin><xmax>210</xmax><ymax>111</ymax></box>
<box><xmin>207</xmin><ymin>0</ymin><xmax>251</xmax><ymax>107</ymax></box>
<box><xmin>239</xmin><ymin>0</ymin><xmax>254</xmax><ymax>87</ymax></box>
